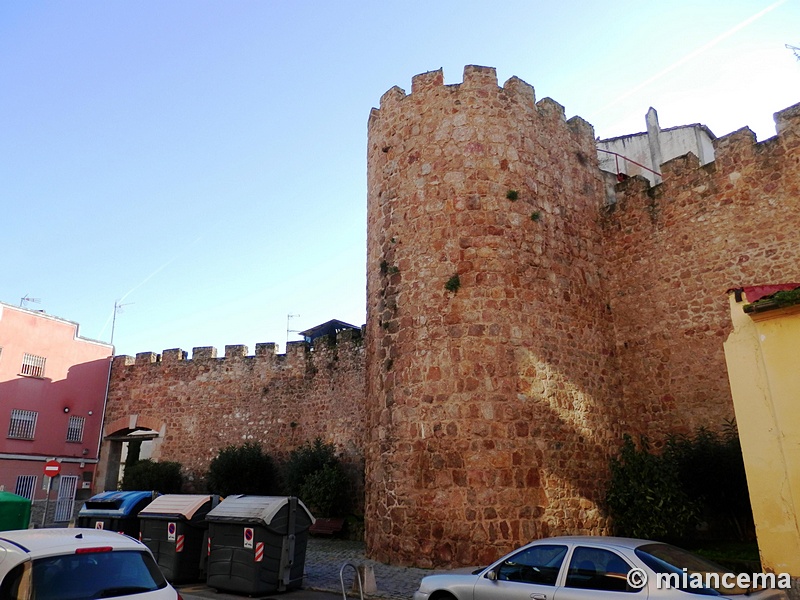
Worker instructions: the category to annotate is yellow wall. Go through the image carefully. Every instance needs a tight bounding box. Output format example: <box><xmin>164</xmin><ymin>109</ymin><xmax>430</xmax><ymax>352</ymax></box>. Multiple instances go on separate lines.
<box><xmin>724</xmin><ymin>293</ymin><xmax>800</xmax><ymax>574</ymax></box>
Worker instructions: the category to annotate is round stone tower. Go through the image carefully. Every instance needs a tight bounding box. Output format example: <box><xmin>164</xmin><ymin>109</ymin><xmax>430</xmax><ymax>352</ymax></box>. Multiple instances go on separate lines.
<box><xmin>365</xmin><ymin>66</ymin><xmax>624</xmax><ymax>567</ymax></box>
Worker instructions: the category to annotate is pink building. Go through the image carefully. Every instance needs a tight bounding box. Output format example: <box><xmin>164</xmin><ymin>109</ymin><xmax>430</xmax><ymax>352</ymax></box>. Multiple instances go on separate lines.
<box><xmin>0</xmin><ymin>302</ymin><xmax>112</xmax><ymax>524</ymax></box>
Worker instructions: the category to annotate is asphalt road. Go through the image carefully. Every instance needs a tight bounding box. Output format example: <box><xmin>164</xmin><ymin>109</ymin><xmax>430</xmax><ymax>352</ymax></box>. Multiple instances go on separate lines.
<box><xmin>176</xmin><ymin>583</ymin><xmax>345</xmax><ymax>600</ymax></box>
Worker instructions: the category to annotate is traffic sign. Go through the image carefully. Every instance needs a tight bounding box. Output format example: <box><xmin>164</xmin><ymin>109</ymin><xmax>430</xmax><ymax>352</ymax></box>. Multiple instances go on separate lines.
<box><xmin>43</xmin><ymin>460</ymin><xmax>60</xmax><ymax>477</ymax></box>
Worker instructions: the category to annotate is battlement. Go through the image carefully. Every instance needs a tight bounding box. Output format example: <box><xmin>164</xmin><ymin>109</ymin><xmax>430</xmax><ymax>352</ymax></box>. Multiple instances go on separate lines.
<box><xmin>370</xmin><ymin>65</ymin><xmax>597</xmax><ymax>163</ymax></box>
<box><xmin>604</xmin><ymin>99</ymin><xmax>800</xmax><ymax>220</ymax></box>
<box><xmin>113</xmin><ymin>327</ymin><xmax>364</xmax><ymax>370</ymax></box>
<box><xmin>378</xmin><ymin>65</ymin><xmax>538</xmax><ymax>108</ymax></box>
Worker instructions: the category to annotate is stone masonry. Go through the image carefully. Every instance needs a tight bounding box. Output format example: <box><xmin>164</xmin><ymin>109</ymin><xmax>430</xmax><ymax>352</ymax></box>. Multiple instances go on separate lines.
<box><xmin>105</xmin><ymin>65</ymin><xmax>800</xmax><ymax>569</ymax></box>
<box><xmin>364</xmin><ymin>66</ymin><xmax>800</xmax><ymax>567</ymax></box>
<box><xmin>99</xmin><ymin>334</ymin><xmax>366</xmax><ymax>502</ymax></box>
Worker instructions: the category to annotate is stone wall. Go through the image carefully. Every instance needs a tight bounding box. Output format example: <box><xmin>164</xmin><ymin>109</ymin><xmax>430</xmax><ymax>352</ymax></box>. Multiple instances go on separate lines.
<box><xmin>365</xmin><ymin>66</ymin><xmax>800</xmax><ymax>567</ymax></box>
<box><xmin>101</xmin><ymin>331</ymin><xmax>366</xmax><ymax>498</ymax></box>
<box><xmin>103</xmin><ymin>64</ymin><xmax>800</xmax><ymax>570</ymax></box>
<box><xmin>365</xmin><ymin>66</ymin><xmax>626</xmax><ymax>567</ymax></box>
<box><xmin>603</xmin><ymin>104</ymin><xmax>800</xmax><ymax>442</ymax></box>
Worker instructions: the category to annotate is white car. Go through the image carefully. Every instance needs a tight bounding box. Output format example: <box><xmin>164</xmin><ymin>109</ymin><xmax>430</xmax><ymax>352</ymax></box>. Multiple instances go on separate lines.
<box><xmin>414</xmin><ymin>536</ymin><xmax>789</xmax><ymax>600</ymax></box>
<box><xmin>0</xmin><ymin>528</ymin><xmax>183</xmax><ymax>600</ymax></box>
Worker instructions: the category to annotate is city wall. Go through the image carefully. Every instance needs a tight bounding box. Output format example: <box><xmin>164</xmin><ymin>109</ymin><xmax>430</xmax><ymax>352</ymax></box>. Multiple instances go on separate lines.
<box><xmin>103</xmin><ymin>65</ymin><xmax>800</xmax><ymax>569</ymax></box>
<box><xmin>603</xmin><ymin>104</ymin><xmax>800</xmax><ymax>440</ymax></box>
<box><xmin>100</xmin><ymin>331</ymin><xmax>365</xmax><ymax>497</ymax></box>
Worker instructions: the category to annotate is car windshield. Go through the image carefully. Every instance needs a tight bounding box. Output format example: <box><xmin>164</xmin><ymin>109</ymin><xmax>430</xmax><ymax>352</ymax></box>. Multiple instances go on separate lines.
<box><xmin>2</xmin><ymin>549</ymin><xmax>168</xmax><ymax>600</ymax></box>
<box><xmin>635</xmin><ymin>543</ymin><xmax>748</xmax><ymax>596</ymax></box>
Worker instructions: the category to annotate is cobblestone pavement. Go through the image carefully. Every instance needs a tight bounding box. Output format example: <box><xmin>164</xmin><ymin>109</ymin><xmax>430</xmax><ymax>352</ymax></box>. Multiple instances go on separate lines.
<box><xmin>304</xmin><ymin>538</ymin><xmax>439</xmax><ymax>599</ymax></box>
<box><xmin>177</xmin><ymin>538</ymin><xmax>445</xmax><ymax>600</ymax></box>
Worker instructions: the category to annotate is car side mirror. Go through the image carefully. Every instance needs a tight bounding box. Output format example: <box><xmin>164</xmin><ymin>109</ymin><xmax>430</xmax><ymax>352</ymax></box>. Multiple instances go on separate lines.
<box><xmin>486</xmin><ymin>568</ymin><xmax>498</xmax><ymax>581</ymax></box>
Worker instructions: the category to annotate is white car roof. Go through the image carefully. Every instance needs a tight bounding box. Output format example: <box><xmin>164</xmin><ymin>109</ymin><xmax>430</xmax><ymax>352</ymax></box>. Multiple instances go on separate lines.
<box><xmin>0</xmin><ymin>528</ymin><xmax>147</xmax><ymax>568</ymax></box>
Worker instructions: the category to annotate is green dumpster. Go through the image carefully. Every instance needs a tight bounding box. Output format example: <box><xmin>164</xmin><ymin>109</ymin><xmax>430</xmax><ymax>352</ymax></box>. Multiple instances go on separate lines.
<box><xmin>0</xmin><ymin>491</ymin><xmax>31</xmax><ymax>531</ymax></box>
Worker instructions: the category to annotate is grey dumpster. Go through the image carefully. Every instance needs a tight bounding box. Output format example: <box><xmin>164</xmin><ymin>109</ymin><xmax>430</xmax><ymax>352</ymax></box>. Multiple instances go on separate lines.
<box><xmin>205</xmin><ymin>495</ymin><xmax>315</xmax><ymax>594</ymax></box>
<box><xmin>76</xmin><ymin>491</ymin><xmax>157</xmax><ymax>536</ymax></box>
<box><xmin>139</xmin><ymin>494</ymin><xmax>218</xmax><ymax>584</ymax></box>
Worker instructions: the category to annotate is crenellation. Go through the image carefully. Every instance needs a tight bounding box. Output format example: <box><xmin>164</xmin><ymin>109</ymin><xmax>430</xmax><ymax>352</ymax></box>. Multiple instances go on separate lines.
<box><xmin>566</xmin><ymin>115</ymin><xmax>595</xmax><ymax>144</ymax></box>
<box><xmin>161</xmin><ymin>348</ymin><xmax>186</xmax><ymax>363</ymax></box>
<box><xmin>502</xmin><ymin>76</ymin><xmax>535</xmax><ymax>107</ymax></box>
<box><xmin>192</xmin><ymin>346</ymin><xmax>217</xmax><ymax>360</ymax></box>
<box><xmin>774</xmin><ymin>101</ymin><xmax>800</xmax><ymax>139</ymax></box>
<box><xmin>712</xmin><ymin>127</ymin><xmax>757</xmax><ymax>170</ymax></box>
<box><xmin>379</xmin><ymin>86</ymin><xmax>406</xmax><ymax>110</ymax></box>
<box><xmin>254</xmin><ymin>342</ymin><xmax>277</xmax><ymax>356</ymax></box>
<box><xmin>461</xmin><ymin>64</ymin><xmax>497</xmax><ymax>88</ymax></box>
<box><xmin>224</xmin><ymin>344</ymin><xmax>248</xmax><ymax>359</ymax></box>
<box><xmin>135</xmin><ymin>351</ymin><xmax>158</xmax><ymax>366</ymax></box>
<box><xmin>660</xmin><ymin>151</ymin><xmax>702</xmax><ymax>180</ymax></box>
<box><xmin>535</xmin><ymin>97</ymin><xmax>566</xmax><ymax>122</ymax></box>
<box><xmin>113</xmin><ymin>355</ymin><xmax>134</xmax><ymax>367</ymax></box>
<box><xmin>411</xmin><ymin>68</ymin><xmax>444</xmax><ymax>93</ymax></box>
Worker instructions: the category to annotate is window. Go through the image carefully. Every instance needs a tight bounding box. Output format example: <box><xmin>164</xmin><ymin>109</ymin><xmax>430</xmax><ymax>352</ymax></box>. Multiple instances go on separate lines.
<box><xmin>8</xmin><ymin>409</ymin><xmax>38</xmax><ymax>439</ymax></box>
<box><xmin>565</xmin><ymin>546</ymin><xmax>637</xmax><ymax>592</ymax></box>
<box><xmin>496</xmin><ymin>544</ymin><xmax>568</xmax><ymax>585</ymax></box>
<box><xmin>20</xmin><ymin>353</ymin><xmax>46</xmax><ymax>378</ymax></box>
<box><xmin>66</xmin><ymin>416</ymin><xmax>85</xmax><ymax>443</ymax></box>
<box><xmin>14</xmin><ymin>475</ymin><xmax>37</xmax><ymax>501</ymax></box>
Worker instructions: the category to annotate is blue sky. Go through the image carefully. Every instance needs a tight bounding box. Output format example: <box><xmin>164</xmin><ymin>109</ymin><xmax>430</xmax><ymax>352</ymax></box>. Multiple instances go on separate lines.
<box><xmin>2</xmin><ymin>1</ymin><xmax>798</xmax><ymax>357</ymax></box>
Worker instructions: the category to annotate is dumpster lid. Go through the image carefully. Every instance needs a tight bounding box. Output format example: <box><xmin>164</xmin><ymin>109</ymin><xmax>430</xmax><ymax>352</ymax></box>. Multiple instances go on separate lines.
<box><xmin>79</xmin><ymin>491</ymin><xmax>157</xmax><ymax>516</ymax></box>
<box><xmin>0</xmin><ymin>491</ymin><xmax>31</xmax><ymax>506</ymax></box>
<box><xmin>139</xmin><ymin>494</ymin><xmax>214</xmax><ymax>520</ymax></box>
<box><xmin>206</xmin><ymin>495</ymin><xmax>314</xmax><ymax>527</ymax></box>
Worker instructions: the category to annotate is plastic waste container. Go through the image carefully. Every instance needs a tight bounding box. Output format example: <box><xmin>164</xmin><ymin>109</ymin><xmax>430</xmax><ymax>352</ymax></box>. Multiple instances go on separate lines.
<box><xmin>76</xmin><ymin>491</ymin><xmax>157</xmax><ymax>536</ymax></box>
<box><xmin>0</xmin><ymin>491</ymin><xmax>31</xmax><ymax>531</ymax></box>
<box><xmin>205</xmin><ymin>495</ymin><xmax>315</xmax><ymax>594</ymax></box>
<box><xmin>139</xmin><ymin>494</ymin><xmax>219</xmax><ymax>583</ymax></box>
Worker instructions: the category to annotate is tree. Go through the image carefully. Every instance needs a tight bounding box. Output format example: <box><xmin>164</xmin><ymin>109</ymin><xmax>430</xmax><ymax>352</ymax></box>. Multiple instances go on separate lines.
<box><xmin>206</xmin><ymin>442</ymin><xmax>278</xmax><ymax>496</ymax></box>
<box><xmin>120</xmin><ymin>459</ymin><xmax>183</xmax><ymax>493</ymax></box>
<box><xmin>283</xmin><ymin>438</ymin><xmax>351</xmax><ymax>517</ymax></box>
<box><xmin>605</xmin><ymin>435</ymin><xmax>697</xmax><ymax>541</ymax></box>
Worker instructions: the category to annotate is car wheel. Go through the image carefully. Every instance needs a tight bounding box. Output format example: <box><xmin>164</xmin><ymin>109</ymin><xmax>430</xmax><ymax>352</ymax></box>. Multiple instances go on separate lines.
<box><xmin>430</xmin><ymin>592</ymin><xmax>458</xmax><ymax>600</ymax></box>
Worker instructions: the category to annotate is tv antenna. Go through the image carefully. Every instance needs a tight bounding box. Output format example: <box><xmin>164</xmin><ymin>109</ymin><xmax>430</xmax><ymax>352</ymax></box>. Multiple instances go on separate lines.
<box><xmin>20</xmin><ymin>295</ymin><xmax>41</xmax><ymax>308</ymax></box>
<box><xmin>286</xmin><ymin>314</ymin><xmax>301</xmax><ymax>349</ymax></box>
<box><xmin>787</xmin><ymin>44</ymin><xmax>800</xmax><ymax>60</ymax></box>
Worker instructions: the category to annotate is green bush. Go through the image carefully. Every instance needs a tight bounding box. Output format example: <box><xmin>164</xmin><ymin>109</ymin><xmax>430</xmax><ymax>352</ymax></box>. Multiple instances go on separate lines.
<box><xmin>206</xmin><ymin>442</ymin><xmax>278</xmax><ymax>496</ymax></box>
<box><xmin>606</xmin><ymin>435</ymin><xmax>697</xmax><ymax>541</ymax></box>
<box><xmin>665</xmin><ymin>422</ymin><xmax>754</xmax><ymax>540</ymax></box>
<box><xmin>606</xmin><ymin>422</ymin><xmax>754</xmax><ymax>543</ymax></box>
<box><xmin>121</xmin><ymin>459</ymin><xmax>183</xmax><ymax>493</ymax></box>
<box><xmin>284</xmin><ymin>438</ymin><xmax>351</xmax><ymax>517</ymax></box>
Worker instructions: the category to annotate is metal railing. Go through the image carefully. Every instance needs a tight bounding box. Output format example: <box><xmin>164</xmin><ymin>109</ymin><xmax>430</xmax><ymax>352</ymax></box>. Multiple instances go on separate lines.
<box><xmin>597</xmin><ymin>148</ymin><xmax>662</xmax><ymax>181</ymax></box>
<box><xmin>339</xmin><ymin>562</ymin><xmax>364</xmax><ymax>600</ymax></box>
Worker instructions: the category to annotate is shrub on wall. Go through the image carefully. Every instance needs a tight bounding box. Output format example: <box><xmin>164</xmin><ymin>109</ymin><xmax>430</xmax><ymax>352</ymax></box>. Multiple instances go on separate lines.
<box><xmin>120</xmin><ymin>459</ymin><xmax>184</xmax><ymax>493</ymax></box>
<box><xmin>665</xmin><ymin>422</ymin><xmax>754</xmax><ymax>541</ymax></box>
<box><xmin>283</xmin><ymin>438</ymin><xmax>350</xmax><ymax>517</ymax></box>
<box><xmin>606</xmin><ymin>422</ymin><xmax>754</xmax><ymax>542</ymax></box>
<box><xmin>206</xmin><ymin>442</ymin><xmax>279</xmax><ymax>497</ymax></box>
<box><xmin>605</xmin><ymin>435</ymin><xmax>697</xmax><ymax>541</ymax></box>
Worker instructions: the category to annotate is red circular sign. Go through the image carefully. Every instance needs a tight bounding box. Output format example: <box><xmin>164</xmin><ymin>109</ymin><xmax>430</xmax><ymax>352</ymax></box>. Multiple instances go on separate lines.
<box><xmin>43</xmin><ymin>460</ymin><xmax>61</xmax><ymax>477</ymax></box>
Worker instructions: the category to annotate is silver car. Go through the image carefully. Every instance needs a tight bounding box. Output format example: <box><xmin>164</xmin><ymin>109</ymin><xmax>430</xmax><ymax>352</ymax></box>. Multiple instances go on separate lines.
<box><xmin>0</xmin><ymin>528</ymin><xmax>182</xmax><ymax>599</ymax></box>
<box><xmin>413</xmin><ymin>536</ymin><xmax>789</xmax><ymax>600</ymax></box>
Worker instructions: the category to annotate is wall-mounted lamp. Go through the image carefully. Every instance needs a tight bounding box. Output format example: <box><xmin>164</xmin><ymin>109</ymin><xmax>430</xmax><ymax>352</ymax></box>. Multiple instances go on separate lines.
<box><xmin>63</xmin><ymin>407</ymin><xmax>70</xmax><ymax>414</ymax></box>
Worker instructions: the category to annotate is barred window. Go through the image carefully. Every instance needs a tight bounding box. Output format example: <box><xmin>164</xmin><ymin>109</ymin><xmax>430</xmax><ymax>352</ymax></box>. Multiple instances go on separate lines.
<box><xmin>66</xmin><ymin>415</ymin><xmax>85</xmax><ymax>443</ymax></box>
<box><xmin>14</xmin><ymin>475</ymin><xmax>37</xmax><ymax>501</ymax></box>
<box><xmin>8</xmin><ymin>409</ymin><xmax>37</xmax><ymax>439</ymax></box>
<box><xmin>20</xmin><ymin>353</ymin><xmax>46</xmax><ymax>378</ymax></box>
